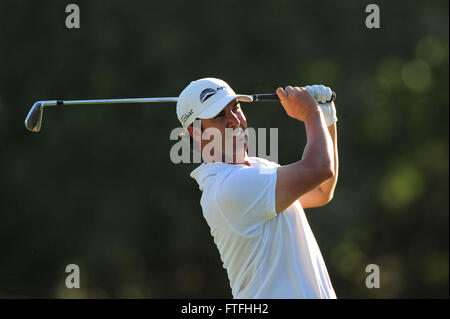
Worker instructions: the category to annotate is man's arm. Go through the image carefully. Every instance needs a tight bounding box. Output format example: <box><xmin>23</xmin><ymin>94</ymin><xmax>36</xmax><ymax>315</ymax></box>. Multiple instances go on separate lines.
<box><xmin>299</xmin><ymin>123</ymin><xmax>339</xmax><ymax>209</ymax></box>
<box><xmin>275</xmin><ymin>87</ymin><xmax>335</xmax><ymax>214</ymax></box>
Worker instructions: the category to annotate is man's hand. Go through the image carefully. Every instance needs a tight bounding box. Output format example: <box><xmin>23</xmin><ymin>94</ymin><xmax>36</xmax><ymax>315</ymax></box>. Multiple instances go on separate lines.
<box><xmin>318</xmin><ymin>101</ymin><xmax>337</xmax><ymax>127</ymax></box>
<box><xmin>305</xmin><ymin>85</ymin><xmax>333</xmax><ymax>103</ymax></box>
<box><xmin>305</xmin><ymin>85</ymin><xmax>338</xmax><ymax>127</ymax></box>
<box><xmin>276</xmin><ymin>86</ymin><xmax>321</xmax><ymax>122</ymax></box>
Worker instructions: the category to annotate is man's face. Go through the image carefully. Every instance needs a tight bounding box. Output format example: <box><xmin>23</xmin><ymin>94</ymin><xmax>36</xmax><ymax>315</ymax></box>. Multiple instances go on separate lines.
<box><xmin>196</xmin><ymin>99</ymin><xmax>248</xmax><ymax>163</ymax></box>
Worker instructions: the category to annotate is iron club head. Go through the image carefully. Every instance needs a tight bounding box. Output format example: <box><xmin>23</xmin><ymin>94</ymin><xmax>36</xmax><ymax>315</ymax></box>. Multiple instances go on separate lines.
<box><xmin>25</xmin><ymin>101</ymin><xmax>44</xmax><ymax>132</ymax></box>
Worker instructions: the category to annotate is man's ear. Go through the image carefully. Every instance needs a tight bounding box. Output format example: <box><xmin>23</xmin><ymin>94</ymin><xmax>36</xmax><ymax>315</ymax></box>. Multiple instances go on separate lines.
<box><xmin>186</xmin><ymin>125</ymin><xmax>194</xmax><ymax>138</ymax></box>
<box><xmin>187</xmin><ymin>120</ymin><xmax>202</xmax><ymax>142</ymax></box>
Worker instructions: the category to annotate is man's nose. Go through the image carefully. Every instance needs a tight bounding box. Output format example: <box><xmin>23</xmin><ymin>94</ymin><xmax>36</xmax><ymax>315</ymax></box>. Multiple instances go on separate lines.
<box><xmin>226</xmin><ymin>111</ymin><xmax>241</xmax><ymax>128</ymax></box>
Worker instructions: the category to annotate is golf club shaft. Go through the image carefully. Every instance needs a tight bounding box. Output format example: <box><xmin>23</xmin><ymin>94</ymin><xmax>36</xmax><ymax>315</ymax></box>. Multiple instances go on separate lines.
<box><xmin>38</xmin><ymin>92</ymin><xmax>336</xmax><ymax>107</ymax></box>
<box><xmin>253</xmin><ymin>92</ymin><xmax>336</xmax><ymax>102</ymax></box>
<box><xmin>25</xmin><ymin>93</ymin><xmax>336</xmax><ymax>132</ymax></box>
<box><xmin>39</xmin><ymin>97</ymin><xmax>179</xmax><ymax>107</ymax></box>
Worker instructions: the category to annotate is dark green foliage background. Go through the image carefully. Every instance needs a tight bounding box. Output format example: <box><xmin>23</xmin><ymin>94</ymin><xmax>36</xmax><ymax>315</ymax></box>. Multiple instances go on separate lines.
<box><xmin>0</xmin><ymin>0</ymin><xmax>448</xmax><ymax>298</ymax></box>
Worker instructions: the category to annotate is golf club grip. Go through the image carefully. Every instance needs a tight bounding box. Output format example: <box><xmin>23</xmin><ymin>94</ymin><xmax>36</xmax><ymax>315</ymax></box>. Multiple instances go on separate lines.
<box><xmin>253</xmin><ymin>91</ymin><xmax>336</xmax><ymax>102</ymax></box>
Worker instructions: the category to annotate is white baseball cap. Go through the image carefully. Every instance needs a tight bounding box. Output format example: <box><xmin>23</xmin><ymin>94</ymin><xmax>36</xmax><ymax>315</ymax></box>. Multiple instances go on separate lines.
<box><xmin>176</xmin><ymin>78</ymin><xmax>253</xmax><ymax>128</ymax></box>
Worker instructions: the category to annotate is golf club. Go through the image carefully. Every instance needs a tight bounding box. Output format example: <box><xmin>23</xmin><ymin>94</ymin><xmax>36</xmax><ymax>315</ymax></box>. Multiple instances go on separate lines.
<box><xmin>24</xmin><ymin>92</ymin><xmax>336</xmax><ymax>132</ymax></box>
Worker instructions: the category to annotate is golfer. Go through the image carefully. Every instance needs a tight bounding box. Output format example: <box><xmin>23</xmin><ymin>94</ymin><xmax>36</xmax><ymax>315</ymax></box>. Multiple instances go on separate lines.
<box><xmin>176</xmin><ymin>78</ymin><xmax>339</xmax><ymax>298</ymax></box>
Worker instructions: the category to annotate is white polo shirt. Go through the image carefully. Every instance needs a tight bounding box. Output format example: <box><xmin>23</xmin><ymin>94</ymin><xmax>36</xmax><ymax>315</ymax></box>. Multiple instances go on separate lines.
<box><xmin>190</xmin><ymin>156</ymin><xmax>336</xmax><ymax>299</ymax></box>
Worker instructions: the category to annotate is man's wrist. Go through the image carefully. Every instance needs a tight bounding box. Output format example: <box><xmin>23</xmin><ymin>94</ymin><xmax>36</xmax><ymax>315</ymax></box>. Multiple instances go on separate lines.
<box><xmin>319</xmin><ymin>102</ymin><xmax>338</xmax><ymax>126</ymax></box>
<box><xmin>303</xmin><ymin>107</ymin><xmax>322</xmax><ymax>123</ymax></box>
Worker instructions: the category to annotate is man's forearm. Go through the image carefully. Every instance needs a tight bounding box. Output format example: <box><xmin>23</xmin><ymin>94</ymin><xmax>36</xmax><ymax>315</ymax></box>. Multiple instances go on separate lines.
<box><xmin>318</xmin><ymin>123</ymin><xmax>339</xmax><ymax>199</ymax></box>
<box><xmin>302</xmin><ymin>110</ymin><xmax>335</xmax><ymax>173</ymax></box>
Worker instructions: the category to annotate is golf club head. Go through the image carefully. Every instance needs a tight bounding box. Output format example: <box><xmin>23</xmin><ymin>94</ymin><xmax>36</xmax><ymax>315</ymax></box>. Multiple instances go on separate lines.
<box><xmin>25</xmin><ymin>102</ymin><xmax>43</xmax><ymax>132</ymax></box>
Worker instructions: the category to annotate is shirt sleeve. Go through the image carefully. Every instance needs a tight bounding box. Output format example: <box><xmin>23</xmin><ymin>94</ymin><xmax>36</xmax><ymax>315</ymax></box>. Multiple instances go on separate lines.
<box><xmin>215</xmin><ymin>166</ymin><xmax>278</xmax><ymax>236</ymax></box>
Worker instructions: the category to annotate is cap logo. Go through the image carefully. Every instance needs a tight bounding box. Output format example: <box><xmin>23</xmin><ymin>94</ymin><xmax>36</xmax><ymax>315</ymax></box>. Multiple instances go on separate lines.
<box><xmin>180</xmin><ymin>109</ymin><xmax>194</xmax><ymax>124</ymax></box>
<box><xmin>199</xmin><ymin>86</ymin><xmax>227</xmax><ymax>103</ymax></box>
<box><xmin>200</xmin><ymin>88</ymin><xmax>217</xmax><ymax>103</ymax></box>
